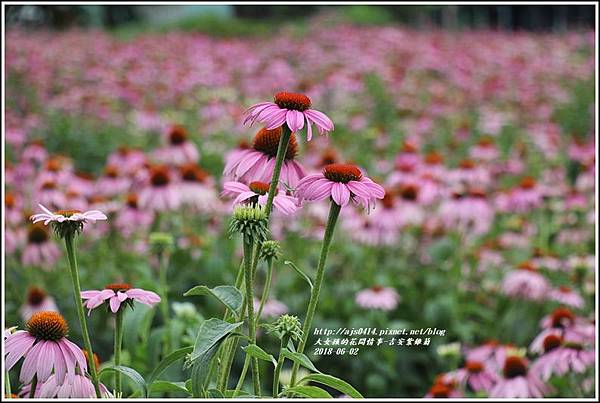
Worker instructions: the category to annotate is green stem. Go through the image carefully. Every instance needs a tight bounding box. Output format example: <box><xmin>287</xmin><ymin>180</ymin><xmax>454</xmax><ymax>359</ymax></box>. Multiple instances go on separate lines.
<box><xmin>216</xmin><ymin>260</ymin><xmax>245</xmax><ymax>392</ymax></box>
<box><xmin>233</xmin><ymin>355</ymin><xmax>251</xmax><ymax>397</ymax></box>
<box><xmin>264</xmin><ymin>125</ymin><xmax>292</xmax><ymax>219</ymax></box>
<box><xmin>272</xmin><ymin>335</ymin><xmax>290</xmax><ymax>397</ymax></box>
<box><xmin>289</xmin><ymin>201</ymin><xmax>341</xmax><ymax>386</ymax></box>
<box><xmin>114</xmin><ymin>308</ymin><xmax>124</xmax><ymax>397</ymax></box>
<box><xmin>64</xmin><ymin>236</ymin><xmax>102</xmax><ymax>398</ymax></box>
<box><xmin>243</xmin><ymin>235</ymin><xmax>261</xmax><ymax>397</ymax></box>
<box><xmin>5</xmin><ymin>370</ymin><xmax>12</xmax><ymax>398</ymax></box>
<box><xmin>28</xmin><ymin>375</ymin><xmax>37</xmax><ymax>398</ymax></box>
<box><xmin>158</xmin><ymin>251</ymin><xmax>171</xmax><ymax>355</ymax></box>
<box><xmin>256</xmin><ymin>258</ymin><xmax>274</xmax><ymax>326</ymax></box>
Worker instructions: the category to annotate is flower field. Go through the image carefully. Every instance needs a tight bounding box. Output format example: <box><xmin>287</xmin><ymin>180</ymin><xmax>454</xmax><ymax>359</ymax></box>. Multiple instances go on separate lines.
<box><xmin>3</xmin><ymin>14</ymin><xmax>597</xmax><ymax>399</ymax></box>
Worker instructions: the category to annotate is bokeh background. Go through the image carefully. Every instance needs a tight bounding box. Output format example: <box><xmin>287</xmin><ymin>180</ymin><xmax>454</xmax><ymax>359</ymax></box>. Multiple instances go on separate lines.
<box><xmin>4</xmin><ymin>4</ymin><xmax>596</xmax><ymax>398</ymax></box>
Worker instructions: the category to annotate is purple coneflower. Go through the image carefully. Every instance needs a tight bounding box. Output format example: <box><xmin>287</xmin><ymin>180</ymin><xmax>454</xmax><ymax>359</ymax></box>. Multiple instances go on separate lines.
<box><xmin>21</xmin><ymin>223</ymin><xmax>61</xmax><ymax>269</ymax></box>
<box><xmin>24</xmin><ymin>373</ymin><xmax>113</xmax><ymax>398</ymax></box>
<box><xmin>223</xmin><ymin>127</ymin><xmax>306</xmax><ymax>187</ymax></box>
<box><xmin>5</xmin><ymin>311</ymin><xmax>87</xmax><ymax>385</ymax></box>
<box><xmin>489</xmin><ymin>356</ymin><xmax>550</xmax><ymax>398</ymax></box>
<box><xmin>244</xmin><ymin>91</ymin><xmax>334</xmax><ymax>140</ymax></box>
<box><xmin>81</xmin><ymin>283</ymin><xmax>160</xmax><ymax>314</ymax></box>
<box><xmin>355</xmin><ymin>286</ymin><xmax>400</xmax><ymax>311</ymax></box>
<box><xmin>295</xmin><ymin>163</ymin><xmax>385</xmax><ymax>209</ymax></box>
<box><xmin>450</xmin><ymin>360</ymin><xmax>498</xmax><ymax>393</ymax></box>
<box><xmin>177</xmin><ymin>163</ymin><xmax>220</xmax><ymax>212</ymax></box>
<box><xmin>138</xmin><ymin>165</ymin><xmax>181</xmax><ymax>211</ymax></box>
<box><xmin>153</xmin><ymin>124</ymin><xmax>199</xmax><ymax>165</ymax></box>
<box><xmin>253</xmin><ymin>298</ymin><xmax>288</xmax><ymax>319</ymax></box>
<box><xmin>20</xmin><ymin>287</ymin><xmax>59</xmax><ymax>322</ymax></box>
<box><xmin>531</xmin><ymin>334</ymin><xmax>594</xmax><ymax>381</ymax></box>
<box><xmin>549</xmin><ymin>286</ymin><xmax>584</xmax><ymax>308</ymax></box>
<box><xmin>501</xmin><ymin>261</ymin><xmax>549</xmax><ymax>301</ymax></box>
<box><xmin>222</xmin><ymin>180</ymin><xmax>298</xmax><ymax>215</ymax></box>
<box><xmin>115</xmin><ymin>193</ymin><xmax>154</xmax><ymax>238</ymax></box>
<box><xmin>31</xmin><ymin>204</ymin><xmax>107</xmax><ymax>225</ymax></box>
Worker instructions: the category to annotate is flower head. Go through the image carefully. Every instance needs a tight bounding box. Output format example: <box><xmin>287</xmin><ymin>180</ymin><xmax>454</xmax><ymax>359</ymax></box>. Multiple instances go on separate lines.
<box><xmin>229</xmin><ymin>205</ymin><xmax>269</xmax><ymax>242</ymax></box>
<box><xmin>30</xmin><ymin>204</ymin><xmax>107</xmax><ymax>239</ymax></box>
<box><xmin>81</xmin><ymin>283</ymin><xmax>161</xmax><ymax>315</ymax></box>
<box><xmin>5</xmin><ymin>311</ymin><xmax>87</xmax><ymax>385</ymax></box>
<box><xmin>243</xmin><ymin>91</ymin><xmax>334</xmax><ymax>140</ymax></box>
<box><xmin>296</xmin><ymin>163</ymin><xmax>385</xmax><ymax>209</ymax></box>
<box><xmin>260</xmin><ymin>240</ymin><xmax>282</xmax><ymax>261</ymax></box>
<box><xmin>269</xmin><ymin>314</ymin><xmax>303</xmax><ymax>341</ymax></box>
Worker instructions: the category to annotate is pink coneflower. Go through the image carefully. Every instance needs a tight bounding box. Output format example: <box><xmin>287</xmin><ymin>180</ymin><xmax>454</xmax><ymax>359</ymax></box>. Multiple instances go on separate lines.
<box><xmin>549</xmin><ymin>286</ymin><xmax>584</xmax><ymax>308</ymax></box>
<box><xmin>533</xmin><ymin>307</ymin><xmax>595</xmax><ymax>348</ymax></box>
<box><xmin>154</xmin><ymin>124</ymin><xmax>199</xmax><ymax>165</ymax></box>
<box><xmin>438</xmin><ymin>188</ymin><xmax>494</xmax><ymax>235</ymax></box>
<box><xmin>107</xmin><ymin>147</ymin><xmax>147</xmax><ymax>176</ymax></box>
<box><xmin>418</xmin><ymin>151</ymin><xmax>447</xmax><ymax>180</ymax></box>
<box><xmin>5</xmin><ymin>192</ymin><xmax>23</xmax><ymax>226</ymax></box>
<box><xmin>22</xmin><ymin>140</ymin><xmax>49</xmax><ymax>164</ymax></box>
<box><xmin>450</xmin><ymin>360</ymin><xmax>498</xmax><ymax>393</ymax></box>
<box><xmin>30</xmin><ymin>204</ymin><xmax>107</xmax><ymax>226</ymax></box>
<box><xmin>95</xmin><ymin>164</ymin><xmax>131</xmax><ymax>197</ymax></box>
<box><xmin>21</xmin><ymin>223</ymin><xmax>61</xmax><ymax>269</ymax></box>
<box><xmin>4</xmin><ymin>311</ymin><xmax>87</xmax><ymax>385</ymax></box>
<box><xmin>64</xmin><ymin>189</ymin><xmax>90</xmax><ymax>212</ymax></box>
<box><xmin>115</xmin><ymin>193</ymin><xmax>154</xmax><ymax>238</ymax></box>
<box><xmin>489</xmin><ymin>356</ymin><xmax>550</xmax><ymax>398</ymax></box>
<box><xmin>177</xmin><ymin>163</ymin><xmax>219</xmax><ymax>212</ymax></box>
<box><xmin>424</xmin><ymin>375</ymin><xmax>463</xmax><ymax>398</ymax></box>
<box><xmin>253</xmin><ymin>297</ymin><xmax>288</xmax><ymax>319</ymax></box>
<box><xmin>223</xmin><ymin>127</ymin><xmax>306</xmax><ymax>187</ymax></box>
<box><xmin>501</xmin><ymin>261</ymin><xmax>549</xmax><ymax>301</ymax></box>
<box><xmin>531</xmin><ymin>334</ymin><xmax>595</xmax><ymax>381</ymax></box>
<box><xmin>447</xmin><ymin>159</ymin><xmax>490</xmax><ymax>187</ymax></box>
<box><xmin>396</xmin><ymin>183</ymin><xmax>425</xmax><ymax>227</ymax></box>
<box><xmin>138</xmin><ymin>165</ymin><xmax>181</xmax><ymax>211</ymax></box>
<box><xmin>36</xmin><ymin>179</ymin><xmax>67</xmax><ymax>210</ymax></box>
<box><xmin>25</xmin><ymin>373</ymin><xmax>113</xmax><ymax>398</ymax></box>
<box><xmin>296</xmin><ymin>163</ymin><xmax>385</xmax><ymax>209</ymax></box>
<box><xmin>222</xmin><ymin>181</ymin><xmax>298</xmax><ymax>215</ymax></box>
<box><xmin>81</xmin><ymin>283</ymin><xmax>160</xmax><ymax>315</ymax></box>
<box><xmin>470</xmin><ymin>136</ymin><xmax>499</xmax><ymax>161</ymax></box>
<box><xmin>355</xmin><ymin>286</ymin><xmax>400</xmax><ymax>311</ymax></box>
<box><xmin>496</xmin><ymin>176</ymin><xmax>544</xmax><ymax>213</ymax></box>
<box><xmin>243</xmin><ymin>91</ymin><xmax>334</xmax><ymax>140</ymax></box>
<box><xmin>20</xmin><ymin>287</ymin><xmax>59</xmax><ymax>322</ymax></box>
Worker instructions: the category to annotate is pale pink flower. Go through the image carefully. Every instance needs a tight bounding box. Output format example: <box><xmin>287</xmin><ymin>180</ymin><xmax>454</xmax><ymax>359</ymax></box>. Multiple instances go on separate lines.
<box><xmin>222</xmin><ymin>181</ymin><xmax>297</xmax><ymax>215</ymax></box>
<box><xmin>496</xmin><ymin>176</ymin><xmax>544</xmax><ymax>213</ymax></box>
<box><xmin>489</xmin><ymin>356</ymin><xmax>550</xmax><ymax>398</ymax></box>
<box><xmin>296</xmin><ymin>163</ymin><xmax>385</xmax><ymax>209</ymax></box>
<box><xmin>449</xmin><ymin>360</ymin><xmax>498</xmax><ymax>393</ymax></box>
<box><xmin>549</xmin><ymin>286</ymin><xmax>584</xmax><ymax>308</ymax></box>
<box><xmin>253</xmin><ymin>298</ymin><xmax>288</xmax><ymax>319</ymax></box>
<box><xmin>115</xmin><ymin>193</ymin><xmax>155</xmax><ymax>238</ymax></box>
<box><xmin>95</xmin><ymin>164</ymin><xmax>131</xmax><ymax>197</ymax></box>
<box><xmin>153</xmin><ymin>124</ymin><xmax>199</xmax><ymax>165</ymax></box>
<box><xmin>138</xmin><ymin>165</ymin><xmax>181</xmax><ymax>211</ymax></box>
<box><xmin>21</xmin><ymin>223</ymin><xmax>61</xmax><ymax>269</ymax></box>
<box><xmin>177</xmin><ymin>163</ymin><xmax>220</xmax><ymax>212</ymax></box>
<box><xmin>30</xmin><ymin>204</ymin><xmax>107</xmax><ymax>225</ymax></box>
<box><xmin>33</xmin><ymin>373</ymin><xmax>113</xmax><ymax>398</ymax></box>
<box><xmin>19</xmin><ymin>287</ymin><xmax>59</xmax><ymax>322</ymax></box>
<box><xmin>530</xmin><ymin>334</ymin><xmax>594</xmax><ymax>381</ymax></box>
<box><xmin>223</xmin><ymin>127</ymin><xmax>306</xmax><ymax>188</ymax></box>
<box><xmin>4</xmin><ymin>311</ymin><xmax>87</xmax><ymax>385</ymax></box>
<box><xmin>355</xmin><ymin>286</ymin><xmax>400</xmax><ymax>311</ymax></box>
<box><xmin>438</xmin><ymin>189</ymin><xmax>494</xmax><ymax>235</ymax></box>
<box><xmin>501</xmin><ymin>262</ymin><xmax>549</xmax><ymax>301</ymax></box>
<box><xmin>81</xmin><ymin>283</ymin><xmax>160</xmax><ymax>314</ymax></box>
<box><xmin>107</xmin><ymin>147</ymin><xmax>147</xmax><ymax>176</ymax></box>
<box><xmin>243</xmin><ymin>91</ymin><xmax>334</xmax><ymax>141</ymax></box>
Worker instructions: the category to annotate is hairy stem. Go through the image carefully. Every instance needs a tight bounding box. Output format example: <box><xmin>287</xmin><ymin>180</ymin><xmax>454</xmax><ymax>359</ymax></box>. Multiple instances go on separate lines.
<box><xmin>272</xmin><ymin>335</ymin><xmax>290</xmax><ymax>397</ymax></box>
<box><xmin>64</xmin><ymin>236</ymin><xmax>102</xmax><ymax>398</ymax></box>
<box><xmin>289</xmin><ymin>201</ymin><xmax>341</xmax><ymax>386</ymax></box>
<box><xmin>243</xmin><ymin>235</ymin><xmax>261</xmax><ymax>397</ymax></box>
<box><xmin>114</xmin><ymin>308</ymin><xmax>124</xmax><ymax>396</ymax></box>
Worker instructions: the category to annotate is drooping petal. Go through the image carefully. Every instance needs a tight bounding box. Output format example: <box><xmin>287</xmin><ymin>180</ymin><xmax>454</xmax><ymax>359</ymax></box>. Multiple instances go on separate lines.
<box><xmin>331</xmin><ymin>183</ymin><xmax>350</xmax><ymax>207</ymax></box>
<box><xmin>109</xmin><ymin>296</ymin><xmax>122</xmax><ymax>313</ymax></box>
<box><xmin>286</xmin><ymin>110</ymin><xmax>305</xmax><ymax>132</ymax></box>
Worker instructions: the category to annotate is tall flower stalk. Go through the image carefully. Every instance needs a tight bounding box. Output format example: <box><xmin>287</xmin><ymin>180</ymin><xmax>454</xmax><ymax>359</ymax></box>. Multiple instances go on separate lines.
<box><xmin>242</xmin><ymin>234</ymin><xmax>260</xmax><ymax>396</ymax></box>
<box><xmin>113</xmin><ymin>307</ymin><xmax>124</xmax><ymax>396</ymax></box>
<box><xmin>64</xmin><ymin>236</ymin><xmax>102</xmax><ymax>398</ymax></box>
<box><xmin>289</xmin><ymin>202</ymin><xmax>341</xmax><ymax>386</ymax></box>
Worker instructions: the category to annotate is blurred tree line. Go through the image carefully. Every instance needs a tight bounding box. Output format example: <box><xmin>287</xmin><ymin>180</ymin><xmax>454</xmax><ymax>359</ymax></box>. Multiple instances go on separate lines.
<box><xmin>4</xmin><ymin>4</ymin><xmax>594</xmax><ymax>31</ymax></box>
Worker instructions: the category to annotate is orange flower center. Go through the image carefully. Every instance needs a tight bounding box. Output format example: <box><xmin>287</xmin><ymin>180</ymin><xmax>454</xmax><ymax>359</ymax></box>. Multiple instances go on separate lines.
<box><xmin>126</xmin><ymin>193</ymin><xmax>139</xmax><ymax>209</ymax></box>
<box><xmin>459</xmin><ymin>159</ymin><xmax>475</xmax><ymax>169</ymax></box>
<box><xmin>5</xmin><ymin>193</ymin><xmax>15</xmax><ymax>209</ymax></box>
<box><xmin>41</xmin><ymin>180</ymin><xmax>57</xmax><ymax>190</ymax></box>
<box><xmin>274</xmin><ymin>91</ymin><xmax>311</xmax><ymax>111</ymax></box>
<box><xmin>180</xmin><ymin>163</ymin><xmax>208</xmax><ymax>183</ymax></box>
<box><xmin>82</xmin><ymin>349</ymin><xmax>101</xmax><ymax>369</ymax></box>
<box><xmin>323</xmin><ymin>163</ymin><xmax>362</xmax><ymax>183</ymax></box>
<box><xmin>399</xmin><ymin>184</ymin><xmax>419</xmax><ymax>201</ymax></box>
<box><xmin>466</xmin><ymin>360</ymin><xmax>484</xmax><ymax>373</ymax></box>
<box><xmin>429</xmin><ymin>384</ymin><xmax>451</xmax><ymax>398</ymax></box>
<box><xmin>503</xmin><ymin>356</ymin><xmax>527</xmax><ymax>379</ymax></box>
<box><xmin>520</xmin><ymin>176</ymin><xmax>536</xmax><ymax>189</ymax></box>
<box><xmin>424</xmin><ymin>151</ymin><xmax>443</xmax><ymax>165</ymax></box>
<box><xmin>517</xmin><ymin>261</ymin><xmax>537</xmax><ymax>272</ymax></box>
<box><xmin>320</xmin><ymin>148</ymin><xmax>338</xmax><ymax>166</ymax></box>
<box><xmin>543</xmin><ymin>334</ymin><xmax>563</xmax><ymax>352</ymax></box>
<box><xmin>104</xmin><ymin>165</ymin><xmax>120</xmax><ymax>178</ymax></box>
<box><xmin>150</xmin><ymin>166</ymin><xmax>170</xmax><ymax>187</ymax></box>
<box><xmin>27</xmin><ymin>311</ymin><xmax>68</xmax><ymax>341</ymax></box>
<box><xmin>551</xmin><ymin>307</ymin><xmax>575</xmax><ymax>328</ymax></box>
<box><xmin>54</xmin><ymin>209</ymin><xmax>81</xmax><ymax>217</ymax></box>
<box><xmin>27</xmin><ymin>287</ymin><xmax>47</xmax><ymax>306</ymax></box>
<box><xmin>253</xmin><ymin>127</ymin><xmax>298</xmax><ymax>160</ymax></box>
<box><xmin>169</xmin><ymin>125</ymin><xmax>188</xmax><ymax>145</ymax></box>
<box><xmin>46</xmin><ymin>157</ymin><xmax>62</xmax><ymax>172</ymax></box>
<box><xmin>105</xmin><ymin>283</ymin><xmax>132</xmax><ymax>292</ymax></box>
<box><xmin>381</xmin><ymin>191</ymin><xmax>395</xmax><ymax>209</ymax></box>
<box><xmin>249</xmin><ymin>181</ymin><xmax>272</xmax><ymax>196</ymax></box>
<box><xmin>28</xmin><ymin>223</ymin><xmax>49</xmax><ymax>244</ymax></box>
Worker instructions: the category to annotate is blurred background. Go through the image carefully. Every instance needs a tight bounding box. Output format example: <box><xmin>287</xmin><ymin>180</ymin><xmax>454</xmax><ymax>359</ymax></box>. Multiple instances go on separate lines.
<box><xmin>4</xmin><ymin>3</ymin><xmax>596</xmax><ymax>399</ymax></box>
<box><xmin>5</xmin><ymin>4</ymin><xmax>596</xmax><ymax>32</ymax></box>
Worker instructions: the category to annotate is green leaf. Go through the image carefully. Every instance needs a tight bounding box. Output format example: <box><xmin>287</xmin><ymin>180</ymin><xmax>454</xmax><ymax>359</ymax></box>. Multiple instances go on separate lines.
<box><xmin>189</xmin><ymin>318</ymin><xmax>243</xmax><ymax>362</ymax></box>
<box><xmin>207</xmin><ymin>388</ymin><xmax>225</xmax><ymax>398</ymax></box>
<box><xmin>282</xmin><ymin>385</ymin><xmax>332</xmax><ymax>398</ymax></box>
<box><xmin>190</xmin><ymin>343</ymin><xmax>220</xmax><ymax>397</ymax></box>
<box><xmin>149</xmin><ymin>381</ymin><xmax>191</xmax><ymax>395</ymax></box>
<box><xmin>223</xmin><ymin>390</ymin><xmax>254</xmax><ymax>397</ymax></box>
<box><xmin>300</xmin><ymin>373</ymin><xmax>363</xmax><ymax>398</ymax></box>
<box><xmin>122</xmin><ymin>304</ymin><xmax>155</xmax><ymax>349</ymax></box>
<box><xmin>147</xmin><ymin>346</ymin><xmax>193</xmax><ymax>386</ymax></box>
<box><xmin>281</xmin><ymin>348</ymin><xmax>320</xmax><ymax>373</ymax></box>
<box><xmin>100</xmin><ymin>365</ymin><xmax>148</xmax><ymax>397</ymax></box>
<box><xmin>184</xmin><ymin>285</ymin><xmax>243</xmax><ymax>314</ymax></box>
<box><xmin>242</xmin><ymin>344</ymin><xmax>277</xmax><ymax>366</ymax></box>
<box><xmin>284</xmin><ymin>260</ymin><xmax>313</xmax><ymax>291</ymax></box>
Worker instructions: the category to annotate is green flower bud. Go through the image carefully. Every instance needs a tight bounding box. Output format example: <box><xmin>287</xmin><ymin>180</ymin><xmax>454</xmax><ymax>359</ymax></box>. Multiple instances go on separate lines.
<box><xmin>260</xmin><ymin>240</ymin><xmax>281</xmax><ymax>261</ymax></box>
<box><xmin>149</xmin><ymin>232</ymin><xmax>174</xmax><ymax>254</ymax></box>
<box><xmin>271</xmin><ymin>314</ymin><xmax>302</xmax><ymax>342</ymax></box>
<box><xmin>229</xmin><ymin>205</ymin><xmax>269</xmax><ymax>242</ymax></box>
